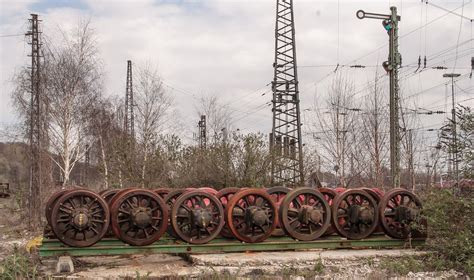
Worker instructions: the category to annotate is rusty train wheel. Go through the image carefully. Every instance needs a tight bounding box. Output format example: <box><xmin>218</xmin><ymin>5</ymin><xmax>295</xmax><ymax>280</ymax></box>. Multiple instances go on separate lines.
<box><xmin>379</xmin><ymin>188</ymin><xmax>422</xmax><ymax>239</ymax></box>
<box><xmin>362</xmin><ymin>188</ymin><xmax>384</xmax><ymax>203</ymax></box>
<box><xmin>101</xmin><ymin>189</ymin><xmax>120</xmax><ymax>204</ymax></box>
<box><xmin>50</xmin><ymin>189</ymin><xmax>109</xmax><ymax>247</ymax></box>
<box><xmin>332</xmin><ymin>189</ymin><xmax>379</xmax><ymax>240</ymax></box>
<box><xmin>110</xmin><ymin>189</ymin><xmax>168</xmax><ymax>246</ymax></box>
<box><xmin>267</xmin><ymin>186</ymin><xmax>291</xmax><ymax>237</ymax></box>
<box><xmin>154</xmin><ymin>188</ymin><xmax>170</xmax><ymax>199</ymax></box>
<box><xmin>319</xmin><ymin>188</ymin><xmax>338</xmax><ymax>236</ymax></box>
<box><xmin>279</xmin><ymin>188</ymin><xmax>331</xmax><ymax>241</ymax></box>
<box><xmin>45</xmin><ymin>189</ymin><xmax>70</xmax><ymax>227</ymax></box>
<box><xmin>216</xmin><ymin>187</ymin><xmax>241</xmax><ymax>238</ymax></box>
<box><xmin>164</xmin><ymin>189</ymin><xmax>187</xmax><ymax>237</ymax></box>
<box><xmin>198</xmin><ymin>187</ymin><xmax>218</xmax><ymax>195</ymax></box>
<box><xmin>171</xmin><ymin>191</ymin><xmax>224</xmax><ymax>244</ymax></box>
<box><xmin>225</xmin><ymin>189</ymin><xmax>278</xmax><ymax>243</ymax></box>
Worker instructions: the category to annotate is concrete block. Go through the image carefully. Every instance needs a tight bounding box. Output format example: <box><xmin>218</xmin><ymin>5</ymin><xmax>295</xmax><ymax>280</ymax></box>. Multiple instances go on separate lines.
<box><xmin>56</xmin><ymin>256</ymin><xmax>74</xmax><ymax>273</ymax></box>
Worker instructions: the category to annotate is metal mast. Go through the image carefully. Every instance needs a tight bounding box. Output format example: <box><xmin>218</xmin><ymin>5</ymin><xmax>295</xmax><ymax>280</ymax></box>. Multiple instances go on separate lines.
<box><xmin>27</xmin><ymin>14</ymin><xmax>42</xmax><ymax>227</ymax></box>
<box><xmin>198</xmin><ymin>115</ymin><xmax>207</xmax><ymax>149</ymax></box>
<box><xmin>357</xmin><ymin>7</ymin><xmax>401</xmax><ymax>188</ymax></box>
<box><xmin>270</xmin><ymin>0</ymin><xmax>304</xmax><ymax>186</ymax></box>
<box><xmin>124</xmin><ymin>60</ymin><xmax>135</xmax><ymax>138</ymax></box>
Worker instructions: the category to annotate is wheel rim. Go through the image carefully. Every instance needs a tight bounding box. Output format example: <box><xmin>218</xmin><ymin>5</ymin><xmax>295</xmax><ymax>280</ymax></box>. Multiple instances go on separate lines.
<box><xmin>216</xmin><ymin>187</ymin><xmax>242</xmax><ymax>238</ymax></box>
<box><xmin>50</xmin><ymin>189</ymin><xmax>109</xmax><ymax>247</ymax></box>
<box><xmin>101</xmin><ymin>189</ymin><xmax>120</xmax><ymax>204</ymax></box>
<box><xmin>379</xmin><ymin>188</ymin><xmax>422</xmax><ymax>239</ymax></box>
<box><xmin>280</xmin><ymin>188</ymin><xmax>331</xmax><ymax>241</ymax></box>
<box><xmin>225</xmin><ymin>189</ymin><xmax>277</xmax><ymax>243</ymax></box>
<box><xmin>154</xmin><ymin>188</ymin><xmax>170</xmax><ymax>198</ymax></box>
<box><xmin>267</xmin><ymin>186</ymin><xmax>291</xmax><ymax>237</ymax></box>
<box><xmin>45</xmin><ymin>189</ymin><xmax>70</xmax><ymax>227</ymax></box>
<box><xmin>110</xmin><ymin>189</ymin><xmax>168</xmax><ymax>246</ymax></box>
<box><xmin>171</xmin><ymin>191</ymin><xmax>224</xmax><ymax>244</ymax></box>
<box><xmin>319</xmin><ymin>188</ymin><xmax>338</xmax><ymax>235</ymax></box>
<box><xmin>332</xmin><ymin>189</ymin><xmax>379</xmax><ymax>240</ymax></box>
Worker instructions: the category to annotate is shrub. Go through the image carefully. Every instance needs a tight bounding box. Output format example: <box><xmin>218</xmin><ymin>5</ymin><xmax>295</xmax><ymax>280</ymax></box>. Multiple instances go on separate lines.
<box><xmin>0</xmin><ymin>246</ymin><xmax>38</xmax><ymax>280</ymax></box>
<box><xmin>420</xmin><ymin>188</ymin><xmax>473</xmax><ymax>276</ymax></box>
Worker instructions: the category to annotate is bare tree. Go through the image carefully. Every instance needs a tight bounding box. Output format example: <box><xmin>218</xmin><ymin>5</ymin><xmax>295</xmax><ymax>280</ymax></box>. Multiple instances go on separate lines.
<box><xmin>43</xmin><ymin>20</ymin><xmax>103</xmax><ymax>186</ymax></box>
<box><xmin>359</xmin><ymin>73</ymin><xmax>390</xmax><ymax>188</ymax></box>
<box><xmin>134</xmin><ymin>64</ymin><xmax>172</xmax><ymax>188</ymax></box>
<box><xmin>313</xmin><ymin>75</ymin><xmax>356</xmax><ymax>187</ymax></box>
<box><xmin>197</xmin><ymin>96</ymin><xmax>233</xmax><ymax>143</ymax></box>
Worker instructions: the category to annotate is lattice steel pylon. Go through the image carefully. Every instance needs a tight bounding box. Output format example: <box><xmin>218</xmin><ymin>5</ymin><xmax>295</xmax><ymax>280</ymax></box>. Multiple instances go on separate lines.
<box><xmin>270</xmin><ymin>0</ymin><xmax>304</xmax><ymax>186</ymax></box>
<box><xmin>124</xmin><ymin>60</ymin><xmax>135</xmax><ymax>138</ymax></box>
<box><xmin>198</xmin><ymin>115</ymin><xmax>207</xmax><ymax>149</ymax></box>
<box><xmin>26</xmin><ymin>14</ymin><xmax>42</xmax><ymax>227</ymax></box>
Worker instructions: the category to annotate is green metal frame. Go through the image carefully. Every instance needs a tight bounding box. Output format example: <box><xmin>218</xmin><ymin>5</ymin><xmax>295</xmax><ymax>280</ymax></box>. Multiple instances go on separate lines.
<box><xmin>39</xmin><ymin>235</ymin><xmax>425</xmax><ymax>257</ymax></box>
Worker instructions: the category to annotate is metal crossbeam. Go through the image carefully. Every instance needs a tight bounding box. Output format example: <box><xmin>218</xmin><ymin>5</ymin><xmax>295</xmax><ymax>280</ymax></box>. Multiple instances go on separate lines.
<box><xmin>39</xmin><ymin>236</ymin><xmax>425</xmax><ymax>257</ymax></box>
<box><xmin>271</xmin><ymin>0</ymin><xmax>304</xmax><ymax>186</ymax></box>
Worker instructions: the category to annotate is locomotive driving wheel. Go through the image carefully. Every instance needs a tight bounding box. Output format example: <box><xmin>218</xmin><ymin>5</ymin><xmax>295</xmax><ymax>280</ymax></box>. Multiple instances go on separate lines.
<box><xmin>332</xmin><ymin>189</ymin><xmax>379</xmax><ymax>240</ymax></box>
<box><xmin>267</xmin><ymin>186</ymin><xmax>291</xmax><ymax>237</ymax></box>
<box><xmin>225</xmin><ymin>189</ymin><xmax>277</xmax><ymax>243</ymax></box>
<box><xmin>319</xmin><ymin>188</ymin><xmax>338</xmax><ymax>235</ymax></box>
<box><xmin>45</xmin><ymin>189</ymin><xmax>70</xmax><ymax>227</ymax></box>
<box><xmin>279</xmin><ymin>188</ymin><xmax>331</xmax><ymax>241</ymax></box>
<box><xmin>171</xmin><ymin>191</ymin><xmax>224</xmax><ymax>244</ymax></box>
<box><xmin>50</xmin><ymin>189</ymin><xmax>109</xmax><ymax>247</ymax></box>
<box><xmin>379</xmin><ymin>188</ymin><xmax>422</xmax><ymax>239</ymax></box>
<box><xmin>216</xmin><ymin>187</ymin><xmax>241</xmax><ymax>238</ymax></box>
<box><xmin>154</xmin><ymin>188</ymin><xmax>170</xmax><ymax>199</ymax></box>
<box><xmin>110</xmin><ymin>189</ymin><xmax>168</xmax><ymax>246</ymax></box>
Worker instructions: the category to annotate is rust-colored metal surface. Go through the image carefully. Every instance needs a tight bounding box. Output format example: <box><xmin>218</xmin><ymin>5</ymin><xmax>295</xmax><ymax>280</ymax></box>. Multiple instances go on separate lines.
<box><xmin>332</xmin><ymin>189</ymin><xmax>379</xmax><ymax>240</ymax></box>
<box><xmin>50</xmin><ymin>189</ymin><xmax>109</xmax><ymax>247</ymax></box>
<box><xmin>225</xmin><ymin>188</ymin><xmax>277</xmax><ymax>243</ymax></box>
<box><xmin>267</xmin><ymin>186</ymin><xmax>291</xmax><ymax>237</ymax></box>
<box><xmin>45</xmin><ymin>189</ymin><xmax>70</xmax><ymax>227</ymax></box>
<box><xmin>154</xmin><ymin>188</ymin><xmax>170</xmax><ymax>198</ymax></box>
<box><xmin>171</xmin><ymin>190</ymin><xmax>224</xmax><ymax>244</ymax></box>
<box><xmin>279</xmin><ymin>188</ymin><xmax>331</xmax><ymax>241</ymax></box>
<box><xmin>110</xmin><ymin>189</ymin><xmax>168</xmax><ymax>246</ymax></box>
<box><xmin>379</xmin><ymin>188</ymin><xmax>423</xmax><ymax>239</ymax></box>
<box><xmin>216</xmin><ymin>187</ymin><xmax>242</xmax><ymax>238</ymax></box>
<box><xmin>319</xmin><ymin>187</ymin><xmax>338</xmax><ymax>235</ymax></box>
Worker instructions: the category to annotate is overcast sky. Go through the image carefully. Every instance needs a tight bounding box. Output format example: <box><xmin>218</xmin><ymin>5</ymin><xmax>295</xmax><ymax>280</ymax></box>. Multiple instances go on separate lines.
<box><xmin>0</xmin><ymin>0</ymin><xmax>472</xmax><ymax>147</ymax></box>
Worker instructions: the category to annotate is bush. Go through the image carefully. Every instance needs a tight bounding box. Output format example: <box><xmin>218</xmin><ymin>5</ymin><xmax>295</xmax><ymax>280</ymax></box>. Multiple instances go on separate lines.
<box><xmin>0</xmin><ymin>246</ymin><xmax>38</xmax><ymax>280</ymax></box>
<box><xmin>420</xmin><ymin>188</ymin><xmax>474</xmax><ymax>276</ymax></box>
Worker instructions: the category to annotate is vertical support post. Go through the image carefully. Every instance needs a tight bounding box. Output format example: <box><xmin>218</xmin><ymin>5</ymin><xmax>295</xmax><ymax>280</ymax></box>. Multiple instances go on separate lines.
<box><xmin>356</xmin><ymin>7</ymin><xmax>401</xmax><ymax>188</ymax></box>
<box><xmin>443</xmin><ymin>73</ymin><xmax>460</xmax><ymax>193</ymax></box>
<box><xmin>389</xmin><ymin>7</ymin><xmax>401</xmax><ymax>189</ymax></box>
<box><xmin>27</xmin><ymin>13</ymin><xmax>42</xmax><ymax>228</ymax></box>
<box><xmin>198</xmin><ymin>115</ymin><xmax>207</xmax><ymax>149</ymax></box>
<box><xmin>271</xmin><ymin>0</ymin><xmax>304</xmax><ymax>187</ymax></box>
<box><xmin>124</xmin><ymin>60</ymin><xmax>135</xmax><ymax>139</ymax></box>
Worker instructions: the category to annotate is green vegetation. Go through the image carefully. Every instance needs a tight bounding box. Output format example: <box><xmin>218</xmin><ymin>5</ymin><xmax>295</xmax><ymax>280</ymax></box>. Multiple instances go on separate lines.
<box><xmin>0</xmin><ymin>247</ymin><xmax>38</xmax><ymax>280</ymax></box>
<box><xmin>420</xmin><ymin>188</ymin><xmax>474</xmax><ymax>277</ymax></box>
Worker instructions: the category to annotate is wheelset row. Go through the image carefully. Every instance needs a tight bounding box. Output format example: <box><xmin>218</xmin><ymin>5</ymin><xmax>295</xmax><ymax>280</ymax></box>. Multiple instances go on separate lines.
<box><xmin>44</xmin><ymin>186</ymin><xmax>423</xmax><ymax>248</ymax></box>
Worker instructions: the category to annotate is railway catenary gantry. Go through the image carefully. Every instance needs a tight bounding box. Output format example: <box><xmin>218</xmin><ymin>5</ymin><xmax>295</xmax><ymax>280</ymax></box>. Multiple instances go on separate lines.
<box><xmin>44</xmin><ymin>186</ymin><xmax>424</xmax><ymax>248</ymax></box>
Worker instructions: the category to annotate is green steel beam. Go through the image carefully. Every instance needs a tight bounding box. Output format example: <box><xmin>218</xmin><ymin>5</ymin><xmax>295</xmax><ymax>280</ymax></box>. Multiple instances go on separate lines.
<box><xmin>39</xmin><ymin>236</ymin><xmax>425</xmax><ymax>257</ymax></box>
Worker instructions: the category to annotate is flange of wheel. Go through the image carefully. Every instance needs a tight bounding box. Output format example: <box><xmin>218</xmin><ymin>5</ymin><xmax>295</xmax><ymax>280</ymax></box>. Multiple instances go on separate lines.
<box><xmin>154</xmin><ymin>188</ymin><xmax>170</xmax><ymax>199</ymax></box>
<box><xmin>171</xmin><ymin>190</ymin><xmax>224</xmax><ymax>244</ymax></box>
<box><xmin>100</xmin><ymin>189</ymin><xmax>120</xmax><ymax>204</ymax></box>
<box><xmin>164</xmin><ymin>189</ymin><xmax>188</xmax><ymax>237</ymax></box>
<box><xmin>279</xmin><ymin>188</ymin><xmax>331</xmax><ymax>241</ymax></box>
<box><xmin>45</xmin><ymin>189</ymin><xmax>71</xmax><ymax>227</ymax></box>
<box><xmin>50</xmin><ymin>189</ymin><xmax>109</xmax><ymax>247</ymax></box>
<box><xmin>319</xmin><ymin>187</ymin><xmax>338</xmax><ymax>235</ymax></box>
<box><xmin>267</xmin><ymin>186</ymin><xmax>291</xmax><ymax>237</ymax></box>
<box><xmin>216</xmin><ymin>187</ymin><xmax>242</xmax><ymax>238</ymax></box>
<box><xmin>332</xmin><ymin>189</ymin><xmax>379</xmax><ymax>240</ymax></box>
<box><xmin>198</xmin><ymin>187</ymin><xmax>218</xmax><ymax>195</ymax></box>
<box><xmin>225</xmin><ymin>188</ymin><xmax>278</xmax><ymax>243</ymax></box>
<box><xmin>110</xmin><ymin>189</ymin><xmax>168</xmax><ymax>246</ymax></box>
<box><xmin>379</xmin><ymin>188</ymin><xmax>422</xmax><ymax>239</ymax></box>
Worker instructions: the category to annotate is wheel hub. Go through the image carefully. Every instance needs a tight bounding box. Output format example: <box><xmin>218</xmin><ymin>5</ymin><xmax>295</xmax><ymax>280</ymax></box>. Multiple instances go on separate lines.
<box><xmin>72</xmin><ymin>209</ymin><xmax>90</xmax><ymax>230</ymax></box>
<box><xmin>192</xmin><ymin>209</ymin><xmax>212</xmax><ymax>228</ymax></box>
<box><xmin>299</xmin><ymin>205</ymin><xmax>322</xmax><ymax>224</ymax></box>
<box><xmin>131</xmin><ymin>208</ymin><xmax>151</xmax><ymax>228</ymax></box>
<box><xmin>394</xmin><ymin>206</ymin><xmax>415</xmax><ymax>224</ymax></box>
<box><xmin>348</xmin><ymin>205</ymin><xmax>374</xmax><ymax>224</ymax></box>
<box><xmin>246</xmin><ymin>206</ymin><xmax>268</xmax><ymax>226</ymax></box>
